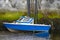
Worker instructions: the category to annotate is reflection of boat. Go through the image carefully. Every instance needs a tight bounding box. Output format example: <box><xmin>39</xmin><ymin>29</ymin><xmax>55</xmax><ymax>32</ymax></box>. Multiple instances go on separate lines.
<box><xmin>3</xmin><ymin>16</ymin><xmax>51</xmax><ymax>32</ymax></box>
<box><xmin>34</xmin><ymin>32</ymin><xmax>50</xmax><ymax>40</ymax></box>
<box><xmin>35</xmin><ymin>32</ymin><xmax>50</xmax><ymax>38</ymax></box>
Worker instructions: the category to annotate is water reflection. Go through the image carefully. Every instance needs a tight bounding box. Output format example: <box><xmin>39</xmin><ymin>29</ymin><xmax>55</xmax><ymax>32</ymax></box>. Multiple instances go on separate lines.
<box><xmin>51</xmin><ymin>31</ymin><xmax>60</xmax><ymax>40</ymax></box>
<box><xmin>0</xmin><ymin>31</ymin><xmax>50</xmax><ymax>40</ymax></box>
<box><xmin>0</xmin><ymin>31</ymin><xmax>60</xmax><ymax>40</ymax></box>
<box><xmin>34</xmin><ymin>32</ymin><xmax>50</xmax><ymax>40</ymax></box>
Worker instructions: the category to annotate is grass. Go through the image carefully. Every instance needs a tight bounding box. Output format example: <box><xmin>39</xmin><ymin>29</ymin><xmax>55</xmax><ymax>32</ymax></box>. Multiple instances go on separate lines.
<box><xmin>0</xmin><ymin>10</ymin><xmax>60</xmax><ymax>22</ymax></box>
<box><xmin>38</xmin><ymin>10</ymin><xmax>60</xmax><ymax>19</ymax></box>
<box><xmin>0</xmin><ymin>10</ymin><xmax>26</xmax><ymax>22</ymax></box>
<box><xmin>48</xmin><ymin>10</ymin><xmax>60</xmax><ymax>19</ymax></box>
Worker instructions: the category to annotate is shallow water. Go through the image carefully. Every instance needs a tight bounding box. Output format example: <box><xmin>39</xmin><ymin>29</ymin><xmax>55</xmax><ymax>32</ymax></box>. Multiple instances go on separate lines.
<box><xmin>0</xmin><ymin>31</ymin><xmax>59</xmax><ymax>40</ymax></box>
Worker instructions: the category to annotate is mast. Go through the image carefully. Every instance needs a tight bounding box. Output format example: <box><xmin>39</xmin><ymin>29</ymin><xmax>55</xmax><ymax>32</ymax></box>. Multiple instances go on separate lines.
<box><xmin>27</xmin><ymin>0</ymin><xmax>30</xmax><ymax>17</ymax></box>
<box><xmin>27</xmin><ymin>0</ymin><xmax>38</xmax><ymax>24</ymax></box>
<box><xmin>34</xmin><ymin>0</ymin><xmax>38</xmax><ymax>24</ymax></box>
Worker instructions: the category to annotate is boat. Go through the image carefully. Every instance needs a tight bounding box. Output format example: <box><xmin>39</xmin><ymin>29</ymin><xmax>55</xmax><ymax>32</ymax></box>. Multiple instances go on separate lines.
<box><xmin>3</xmin><ymin>16</ymin><xmax>51</xmax><ymax>32</ymax></box>
<box><xmin>3</xmin><ymin>0</ymin><xmax>51</xmax><ymax>32</ymax></box>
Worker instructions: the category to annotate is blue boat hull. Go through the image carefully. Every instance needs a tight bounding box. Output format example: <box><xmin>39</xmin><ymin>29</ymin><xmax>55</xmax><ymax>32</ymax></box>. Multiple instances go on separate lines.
<box><xmin>3</xmin><ymin>23</ymin><xmax>51</xmax><ymax>32</ymax></box>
